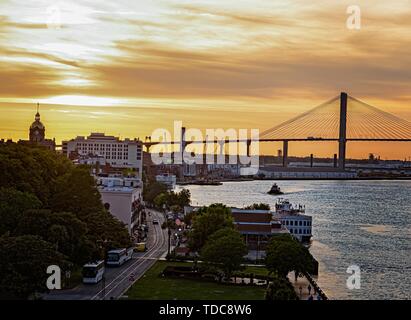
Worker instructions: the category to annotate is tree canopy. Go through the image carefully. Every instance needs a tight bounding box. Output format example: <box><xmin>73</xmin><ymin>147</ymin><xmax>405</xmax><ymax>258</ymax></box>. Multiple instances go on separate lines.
<box><xmin>200</xmin><ymin>227</ymin><xmax>247</xmax><ymax>279</ymax></box>
<box><xmin>265</xmin><ymin>275</ymin><xmax>299</xmax><ymax>300</ymax></box>
<box><xmin>188</xmin><ymin>204</ymin><xmax>234</xmax><ymax>251</ymax></box>
<box><xmin>0</xmin><ymin>235</ymin><xmax>68</xmax><ymax>299</ymax></box>
<box><xmin>244</xmin><ymin>203</ymin><xmax>271</xmax><ymax>210</ymax></box>
<box><xmin>0</xmin><ymin>143</ymin><xmax>132</xmax><ymax>298</ymax></box>
<box><xmin>265</xmin><ymin>234</ymin><xmax>314</xmax><ymax>278</ymax></box>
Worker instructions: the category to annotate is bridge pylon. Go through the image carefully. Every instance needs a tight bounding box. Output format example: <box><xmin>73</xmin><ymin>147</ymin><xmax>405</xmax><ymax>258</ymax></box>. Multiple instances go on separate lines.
<box><xmin>338</xmin><ymin>92</ymin><xmax>348</xmax><ymax>170</ymax></box>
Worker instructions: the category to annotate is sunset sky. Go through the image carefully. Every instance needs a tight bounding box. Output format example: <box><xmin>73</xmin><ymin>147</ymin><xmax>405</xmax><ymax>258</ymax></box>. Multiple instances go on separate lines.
<box><xmin>1</xmin><ymin>0</ymin><xmax>411</xmax><ymax>159</ymax></box>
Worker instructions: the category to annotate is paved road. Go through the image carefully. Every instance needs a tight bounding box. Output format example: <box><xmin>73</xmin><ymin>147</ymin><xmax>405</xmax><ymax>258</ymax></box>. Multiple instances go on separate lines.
<box><xmin>45</xmin><ymin>209</ymin><xmax>168</xmax><ymax>300</ymax></box>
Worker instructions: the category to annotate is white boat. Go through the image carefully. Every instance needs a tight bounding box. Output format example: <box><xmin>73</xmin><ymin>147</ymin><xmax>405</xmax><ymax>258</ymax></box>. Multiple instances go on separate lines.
<box><xmin>273</xmin><ymin>198</ymin><xmax>312</xmax><ymax>242</ymax></box>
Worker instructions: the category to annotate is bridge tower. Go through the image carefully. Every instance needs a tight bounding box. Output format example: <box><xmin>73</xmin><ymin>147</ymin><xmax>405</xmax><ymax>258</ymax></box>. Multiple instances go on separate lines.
<box><xmin>282</xmin><ymin>140</ymin><xmax>289</xmax><ymax>167</ymax></box>
<box><xmin>338</xmin><ymin>92</ymin><xmax>348</xmax><ymax>170</ymax></box>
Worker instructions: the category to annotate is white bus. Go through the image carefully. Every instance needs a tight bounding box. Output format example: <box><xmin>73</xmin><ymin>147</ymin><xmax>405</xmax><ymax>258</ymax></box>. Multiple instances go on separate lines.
<box><xmin>106</xmin><ymin>248</ymin><xmax>133</xmax><ymax>267</ymax></box>
<box><xmin>82</xmin><ymin>260</ymin><xmax>105</xmax><ymax>284</ymax></box>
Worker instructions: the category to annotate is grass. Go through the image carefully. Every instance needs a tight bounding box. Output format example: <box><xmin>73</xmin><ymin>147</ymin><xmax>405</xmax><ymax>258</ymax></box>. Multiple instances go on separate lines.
<box><xmin>242</xmin><ymin>266</ymin><xmax>270</xmax><ymax>277</ymax></box>
<box><xmin>126</xmin><ymin>261</ymin><xmax>266</xmax><ymax>300</ymax></box>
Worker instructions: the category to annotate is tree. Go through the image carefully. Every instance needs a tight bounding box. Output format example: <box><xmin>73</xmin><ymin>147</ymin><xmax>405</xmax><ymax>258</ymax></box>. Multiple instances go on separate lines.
<box><xmin>0</xmin><ymin>143</ymin><xmax>133</xmax><ymax>299</ymax></box>
<box><xmin>265</xmin><ymin>235</ymin><xmax>314</xmax><ymax>278</ymax></box>
<box><xmin>0</xmin><ymin>144</ymin><xmax>71</xmax><ymax>205</ymax></box>
<box><xmin>200</xmin><ymin>228</ymin><xmax>247</xmax><ymax>280</ymax></box>
<box><xmin>48</xmin><ymin>224</ymin><xmax>69</xmax><ymax>252</ymax></box>
<box><xmin>265</xmin><ymin>275</ymin><xmax>298</xmax><ymax>300</ymax></box>
<box><xmin>14</xmin><ymin>209</ymin><xmax>96</xmax><ymax>265</ymax></box>
<box><xmin>188</xmin><ymin>204</ymin><xmax>234</xmax><ymax>251</ymax></box>
<box><xmin>153</xmin><ymin>189</ymin><xmax>191</xmax><ymax>211</ymax></box>
<box><xmin>0</xmin><ymin>187</ymin><xmax>42</xmax><ymax>235</ymax></box>
<box><xmin>0</xmin><ymin>235</ymin><xmax>68</xmax><ymax>299</ymax></box>
<box><xmin>153</xmin><ymin>193</ymin><xmax>168</xmax><ymax>210</ymax></box>
<box><xmin>50</xmin><ymin>166</ymin><xmax>105</xmax><ymax>218</ymax></box>
<box><xmin>175</xmin><ymin>189</ymin><xmax>191</xmax><ymax>208</ymax></box>
<box><xmin>0</xmin><ymin>143</ymin><xmax>131</xmax><ymax>259</ymax></box>
<box><xmin>50</xmin><ymin>166</ymin><xmax>131</xmax><ymax>250</ymax></box>
<box><xmin>244</xmin><ymin>203</ymin><xmax>271</xmax><ymax>210</ymax></box>
<box><xmin>161</xmin><ymin>220</ymin><xmax>177</xmax><ymax>256</ymax></box>
<box><xmin>143</xmin><ymin>181</ymin><xmax>168</xmax><ymax>205</ymax></box>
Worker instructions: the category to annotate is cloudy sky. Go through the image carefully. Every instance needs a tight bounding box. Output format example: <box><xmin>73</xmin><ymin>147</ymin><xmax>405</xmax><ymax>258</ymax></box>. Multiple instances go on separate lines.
<box><xmin>1</xmin><ymin>0</ymin><xmax>410</xmax><ymax>158</ymax></box>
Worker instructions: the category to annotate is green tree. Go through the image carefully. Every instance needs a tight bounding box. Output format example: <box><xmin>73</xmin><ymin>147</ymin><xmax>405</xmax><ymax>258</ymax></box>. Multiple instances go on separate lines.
<box><xmin>0</xmin><ymin>188</ymin><xmax>42</xmax><ymax>235</ymax></box>
<box><xmin>0</xmin><ymin>144</ymin><xmax>71</xmax><ymax>205</ymax></box>
<box><xmin>50</xmin><ymin>166</ymin><xmax>105</xmax><ymax>218</ymax></box>
<box><xmin>265</xmin><ymin>235</ymin><xmax>314</xmax><ymax>278</ymax></box>
<box><xmin>175</xmin><ymin>189</ymin><xmax>191</xmax><ymax>208</ymax></box>
<box><xmin>265</xmin><ymin>275</ymin><xmax>298</xmax><ymax>300</ymax></box>
<box><xmin>0</xmin><ymin>143</ymin><xmax>133</xmax><ymax>298</ymax></box>
<box><xmin>188</xmin><ymin>204</ymin><xmax>234</xmax><ymax>251</ymax></box>
<box><xmin>201</xmin><ymin>228</ymin><xmax>247</xmax><ymax>280</ymax></box>
<box><xmin>14</xmin><ymin>209</ymin><xmax>96</xmax><ymax>265</ymax></box>
<box><xmin>143</xmin><ymin>181</ymin><xmax>168</xmax><ymax>204</ymax></box>
<box><xmin>244</xmin><ymin>203</ymin><xmax>271</xmax><ymax>210</ymax></box>
<box><xmin>162</xmin><ymin>219</ymin><xmax>177</xmax><ymax>256</ymax></box>
<box><xmin>0</xmin><ymin>235</ymin><xmax>68</xmax><ymax>299</ymax></box>
<box><xmin>153</xmin><ymin>193</ymin><xmax>168</xmax><ymax>210</ymax></box>
<box><xmin>170</xmin><ymin>204</ymin><xmax>181</xmax><ymax>214</ymax></box>
<box><xmin>50</xmin><ymin>166</ymin><xmax>131</xmax><ymax>250</ymax></box>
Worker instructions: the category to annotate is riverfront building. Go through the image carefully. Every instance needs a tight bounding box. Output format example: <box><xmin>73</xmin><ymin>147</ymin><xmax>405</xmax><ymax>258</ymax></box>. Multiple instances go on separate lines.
<box><xmin>231</xmin><ymin>208</ymin><xmax>289</xmax><ymax>250</ymax></box>
<box><xmin>63</xmin><ymin>133</ymin><xmax>143</xmax><ymax>179</ymax></box>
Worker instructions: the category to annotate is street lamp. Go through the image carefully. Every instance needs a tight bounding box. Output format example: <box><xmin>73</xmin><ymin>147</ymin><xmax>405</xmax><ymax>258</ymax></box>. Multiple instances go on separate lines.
<box><xmin>168</xmin><ymin>228</ymin><xmax>171</xmax><ymax>255</ymax></box>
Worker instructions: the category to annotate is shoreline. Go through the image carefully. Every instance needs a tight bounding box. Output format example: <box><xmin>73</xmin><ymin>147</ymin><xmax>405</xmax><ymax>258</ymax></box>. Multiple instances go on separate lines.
<box><xmin>177</xmin><ymin>177</ymin><xmax>411</xmax><ymax>186</ymax></box>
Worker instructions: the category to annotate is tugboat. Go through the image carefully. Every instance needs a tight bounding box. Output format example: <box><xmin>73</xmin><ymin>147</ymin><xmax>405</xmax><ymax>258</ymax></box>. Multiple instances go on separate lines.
<box><xmin>268</xmin><ymin>183</ymin><xmax>284</xmax><ymax>195</ymax></box>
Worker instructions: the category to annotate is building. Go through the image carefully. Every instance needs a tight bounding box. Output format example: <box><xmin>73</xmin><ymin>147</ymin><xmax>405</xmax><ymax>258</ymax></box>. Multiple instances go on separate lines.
<box><xmin>155</xmin><ymin>173</ymin><xmax>177</xmax><ymax>189</ymax></box>
<box><xmin>18</xmin><ymin>104</ymin><xmax>56</xmax><ymax>151</ymax></box>
<box><xmin>184</xmin><ymin>205</ymin><xmax>289</xmax><ymax>260</ymax></box>
<box><xmin>231</xmin><ymin>208</ymin><xmax>289</xmax><ymax>252</ymax></box>
<box><xmin>258</xmin><ymin>165</ymin><xmax>358</xmax><ymax>179</ymax></box>
<box><xmin>273</xmin><ymin>199</ymin><xmax>312</xmax><ymax>242</ymax></box>
<box><xmin>63</xmin><ymin>133</ymin><xmax>143</xmax><ymax>179</ymax></box>
<box><xmin>97</xmin><ymin>176</ymin><xmax>143</xmax><ymax>237</ymax></box>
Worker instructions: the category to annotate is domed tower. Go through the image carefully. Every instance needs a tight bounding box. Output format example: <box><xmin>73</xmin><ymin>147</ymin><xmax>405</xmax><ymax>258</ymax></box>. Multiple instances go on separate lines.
<box><xmin>29</xmin><ymin>103</ymin><xmax>45</xmax><ymax>143</ymax></box>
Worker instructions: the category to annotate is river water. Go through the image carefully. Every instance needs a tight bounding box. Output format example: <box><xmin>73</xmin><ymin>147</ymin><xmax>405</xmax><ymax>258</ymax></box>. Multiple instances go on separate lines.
<box><xmin>176</xmin><ymin>180</ymin><xmax>411</xmax><ymax>300</ymax></box>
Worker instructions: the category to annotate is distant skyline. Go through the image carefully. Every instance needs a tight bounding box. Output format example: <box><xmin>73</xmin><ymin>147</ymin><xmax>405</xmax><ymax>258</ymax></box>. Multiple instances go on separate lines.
<box><xmin>1</xmin><ymin>1</ymin><xmax>411</xmax><ymax>159</ymax></box>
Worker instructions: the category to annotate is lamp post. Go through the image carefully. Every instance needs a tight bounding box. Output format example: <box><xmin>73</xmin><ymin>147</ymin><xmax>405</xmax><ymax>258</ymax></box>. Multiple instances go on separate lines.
<box><xmin>168</xmin><ymin>228</ymin><xmax>171</xmax><ymax>255</ymax></box>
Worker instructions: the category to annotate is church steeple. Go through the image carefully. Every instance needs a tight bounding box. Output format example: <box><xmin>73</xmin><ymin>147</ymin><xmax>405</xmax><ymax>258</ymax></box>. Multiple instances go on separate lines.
<box><xmin>35</xmin><ymin>103</ymin><xmax>40</xmax><ymax>121</ymax></box>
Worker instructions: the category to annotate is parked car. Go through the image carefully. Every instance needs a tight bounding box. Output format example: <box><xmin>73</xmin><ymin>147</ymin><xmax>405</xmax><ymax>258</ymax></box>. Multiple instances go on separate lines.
<box><xmin>152</xmin><ymin>219</ymin><xmax>159</xmax><ymax>225</ymax></box>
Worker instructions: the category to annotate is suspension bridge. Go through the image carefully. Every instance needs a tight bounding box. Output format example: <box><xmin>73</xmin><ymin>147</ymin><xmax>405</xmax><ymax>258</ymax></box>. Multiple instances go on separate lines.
<box><xmin>144</xmin><ymin>92</ymin><xmax>411</xmax><ymax>169</ymax></box>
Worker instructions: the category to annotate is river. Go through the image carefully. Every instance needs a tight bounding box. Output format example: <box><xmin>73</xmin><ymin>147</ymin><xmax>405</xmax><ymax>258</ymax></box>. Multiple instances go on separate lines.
<box><xmin>176</xmin><ymin>180</ymin><xmax>411</xmax><ymax>300</ymax></box>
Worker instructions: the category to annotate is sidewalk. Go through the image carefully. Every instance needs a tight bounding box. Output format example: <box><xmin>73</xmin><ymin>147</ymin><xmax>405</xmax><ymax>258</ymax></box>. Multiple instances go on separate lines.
<box><xmin>287</xmin><ymin>271</ymin><xmax>322</xmax><ymax>300</ymax></box>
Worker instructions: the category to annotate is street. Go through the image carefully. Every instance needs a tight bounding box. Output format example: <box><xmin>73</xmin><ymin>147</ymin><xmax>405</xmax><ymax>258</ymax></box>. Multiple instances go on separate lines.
<box><xmin>45</xmin><ymin>209</ymin><xmax>168</xmax><ymax>300</ymax></box>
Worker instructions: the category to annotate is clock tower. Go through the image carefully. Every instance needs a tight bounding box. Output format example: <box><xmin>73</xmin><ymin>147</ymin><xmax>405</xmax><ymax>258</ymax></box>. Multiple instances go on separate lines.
<box><xmin>29</xmin><ymin>103</ymin><xmax>46</xmax><ymax>143</ymax></box>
